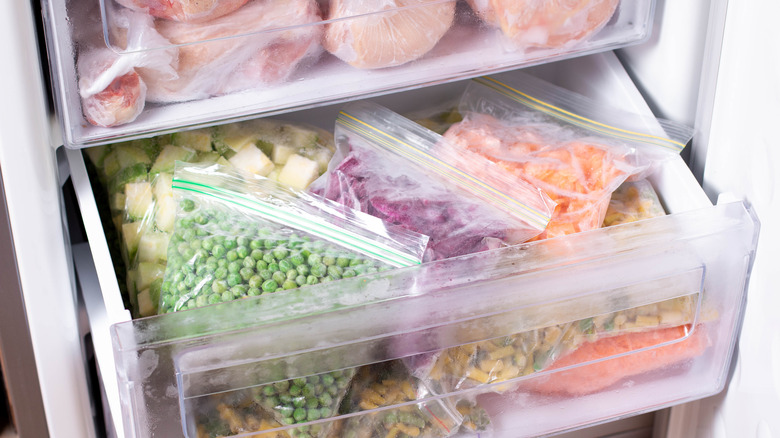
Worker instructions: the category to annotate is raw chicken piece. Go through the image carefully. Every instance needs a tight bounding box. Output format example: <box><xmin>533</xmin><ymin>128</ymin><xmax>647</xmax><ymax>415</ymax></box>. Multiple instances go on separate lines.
<box><xmin>466</xmin><ymin>0</ymin><xmax>620</xmax><ymax>48</ymax></box>
<box><xmin>78</xmin><ymin>50</ymin><xmax>146</xmax><ymax>127</ymax></box>
<box><xmin>141</xmin><ymin>0</ymin><xmax>323</xmax><ymax>102</ymax></box>
<box><xmin>324</xmin><ymin>0</ymin><xmax>456</xmax><ymax>69</ymax></box>
<box><xmin>114</xmin><ymin>0</ymin><xmax>249</xmax><ymax>23</ymax></box>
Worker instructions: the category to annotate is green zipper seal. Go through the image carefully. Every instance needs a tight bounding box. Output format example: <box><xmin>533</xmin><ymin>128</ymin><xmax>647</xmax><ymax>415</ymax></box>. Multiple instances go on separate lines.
<box><xmin>171</xmin><ymin>178</ymin><xmax>421</xmax><ymax>268</ymax></box>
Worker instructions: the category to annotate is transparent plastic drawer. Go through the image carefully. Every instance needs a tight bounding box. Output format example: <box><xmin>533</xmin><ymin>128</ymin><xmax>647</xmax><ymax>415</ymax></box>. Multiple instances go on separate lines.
<box><xmin>110</xmin><ymin>200</ymin><xmax>758</xmax><ymax>438</ymax></box>
<box><xmin>42</xmin><ymin>0</ymin><xmax>655</xmax><ymax>147</ymax></box>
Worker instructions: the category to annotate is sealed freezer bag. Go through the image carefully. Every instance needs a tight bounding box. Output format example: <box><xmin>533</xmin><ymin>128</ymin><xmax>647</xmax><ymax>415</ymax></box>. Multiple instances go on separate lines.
<box><xmin>114</xmin><ymin>0</ymin><xmax>249</xmax><ymax>23</ymax></box>
<box><xmin>465</xmin><ymin>0</ymin><xmax>620</xmax><ymax>50</ymax></box>
<box><xmin>329</xmin><ymin>361</ymin><xmax>470</xmax><ymax>438</ymax></box>
<box><xmin>443</xmin><ymin>73</ymin><xmax>693</xmax><ymax>241</ymax></box>
<box><xmin>159</xmin><ymin>162</ymin><xmax>428</xmax><ymax>313</ymax></box>
<box><xmin>83</xmin><ymin>119</ymin><xmax>336</xmax><ymax>317</ymax></box>
<box><xmin>602</xmin><ymin>179</ymin><xmax>665</xmax><ymax>227</ymax></box>
<box><xmin>410</xmin><ymin>295</ymin><xmax>698</xmax><ymax>397</ymax></box>
<box><xmin>311</xmin><ymin>101</ymin><xmax>555</xmax><ymax>261</ymax></box>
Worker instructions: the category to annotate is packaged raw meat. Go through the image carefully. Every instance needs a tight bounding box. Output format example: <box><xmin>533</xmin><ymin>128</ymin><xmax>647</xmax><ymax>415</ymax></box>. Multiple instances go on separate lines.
<box><xmin>323</xmin><ymin>0</ymin><xmax>456</xmax><ymax>69</ymax></box>
<box><xmin>159</xmin><ymin>162</ymin><xmax>427</xmax><ymax>313</ymax></box>
<box><xmin>409</xmin><ymin>295</ymin><xmax>698</xmax><ymax>397</ymax></box>
<box><xmin>114</xmin><ymin>0</ymin><xmax>249</xmax><ymax>23</ymax></box>
<box><xmin>83</xmin><ymin>119</ymin><xmax>337</xmax><ymax>317</ymax></box>
<box><xmin>73</xmin><ymin>2</ymin><xmax>177</xmax><ymax>127</ymax></box>
<box><xmin>140</xmin><ymin>0</ymin><xmax>323</xmax><ymax>103</ymax></box>
<box><xmin>311</xmin><ymin>101</ymin><xmax>555</xmax><ymax>261</ymax></box>
<box><xmin>443</xmin><ymin>73</ymin><xmax>693</xmax><ymax>241</ymax></box>
<box><xmin>465</xmin><ymin>0</ymin><xmax>620</xmax><ymax>49</ymax></box>
<box><xmin>602</xmin><ymin>179</ymin><xmax>666</xmax><ymax>227</ymax></box>
<box><xmin>329</xmin><ymin>361</ymin><xmax>467</xmax><ymax>438</ymax></box>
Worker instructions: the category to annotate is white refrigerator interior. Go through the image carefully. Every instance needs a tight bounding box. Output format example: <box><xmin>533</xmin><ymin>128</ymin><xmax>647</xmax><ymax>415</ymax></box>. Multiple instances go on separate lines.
<box><xmin>0</xmin><ymin>1</ymin><xmax>775</xmax><ymax>438</ymax></box>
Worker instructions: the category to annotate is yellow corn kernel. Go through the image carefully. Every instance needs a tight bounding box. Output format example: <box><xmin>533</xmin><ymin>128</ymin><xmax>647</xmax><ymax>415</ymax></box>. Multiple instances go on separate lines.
<box><xmin>479</xmin><ymin>358</ymin><xmax>504</xmax><ymax>374</ymax></box>
<box><xmin>381</xmin><ymin>379</ymin><xmax>398</xmax><ymax>387</ymax></box>
<box><xmin>385</xmin><ymin>426</ymin><xmax>401</xmax><ymax>438</ymax></box>
<box><xmin>397</xmin><ymin>424</ymin><xmax>421</xmax><ymax>437</ymax></box>
<box><xmin>466</xmin><ymin>367</ymin><xmax>492</xmax><ymax>384</ymax></box>
<box><xmin>514</xmin><ymin>352</ymin><xmax>528</xmax><ymax>369</ymax></box>
<box><xmin>489</xmin><ymin>345</ymin><xmax>516</xmax><ymax>360</ymax></box>
<box><xmin>362</xmin><ymin>388</ymin><xmax>386</xmax><ymax>406</ymax></box>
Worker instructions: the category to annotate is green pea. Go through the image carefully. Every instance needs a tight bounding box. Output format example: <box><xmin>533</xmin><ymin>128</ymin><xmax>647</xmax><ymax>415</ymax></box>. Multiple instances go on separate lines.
<box><xmin>274</xmin><ymin>380</ymin><xmax>290</xmax><ymax>392</ymax></box>
<box><xmin>231</xmin><ymin>285</ymin><xmax>247</xmax><ymax>297</ymax></box>
<box><xmin>250</xmin><ymin>239</ymin><xmax>263</xmax><ymax>250</ymax></box>
<box><xmin>296</xmin><ymin>264</ymin><xmax>309</xmax><ymax>276</ymax></box>
<box><xmin>260</xmin><ymin>269</ymin><xmax>273</xmax><ymax>280</ymax></box>
<box><xmin>228</xmin><ymin>261</ymin><xmax>241</xmax><ymax>273</ymax></box>
<box><xmin>290</xmin><ymin>253</ymin><xmax>305</xmax><ymax>267</ymax></box>
<box><xmin>236</xmin><ymin>246</ymin><xmax>249</xmax><ymax>259</ymax></box>
<box><xmin>336</xmin><ymin>377</ymin><xmax>349</xmax><ymax>389</ymax></box>
<box><xmin>262</xmin><ymin>280</ymin><xmax>278</xmax><ymax>292</ymax></box>
<box><xmin>289</xmin><ymin>385</ymin><xmax>302</xmax><ymax>397</ymax></box>
<box><xmin>327</xmin><ymin>265</ymin><xmax>343</xmax><ymax>278</ymax></box>
<box><xmin>321</xmin><ymin>374</ymin><xmax>334</xmax><ymax>387</ymax></box>
<box><xmin>247</xmin><ymin>287</ymin><xmax>261</xmax><ymax>297</ymax></box>
<box><xmin>201</xmin><ymin>238</ymin><xmax>214</xmax><ymax>252</ymax></box>
<box><xmin>180</xmin><ymin>199</ymin><xmax>195</xmax><ymax>212</ymax></box>
<box><xmin>278</xmin><ymin>259</ymin><xmax>292</xmax><ymax>272</ymax></box>
<box><xmin>243</xmin><ymin>256</ymin><xmax>256</xmax><ymax>269</ymax></box>
<box><xmin>189</xmin><ymin>239</ymin><xmax>202</xmax><ymax>250</ymax></box>
<box><xmin>214</xmin><ymin>267</ymin><xmax>227</xmax><ymax>279</ymax></box>
<box><xmin>306</xmin><ymin>275</ymin><xmax>318</xmax><ymax>285</ymax></box>
<box><xmin>322</xmin><ymin>255</ymin><xmax>336</xmax><ymax>266</ymax></box>
<box><xmin>336</xmin><ymin>257</ymin><xmax>351</xmax><ymax>268</ymax></box>
<box><xmin>306</xmin><ymin>397</ymin><xmax>319</xmax><ymax>409</ymax></box>
<box><xmin>292</xmin><ymin>396</ymin><xmax>306</xmax><ymax>408</ymax></box>
<box><xmin>310</xmin><ymin>263</ymin><xmax>327</xmax><ymax>278</ymax></box>
<box><xmin>211</xmin><ymin>244</ymin><xmax>226</xmax><ymax>258</ymax></box>
<box><xmin>264</xmin><ymin>239</ymin><xmax>276</xmax><ymax>249</ymax></box>
<box><xmin>226</xmin><ymin>249</ymin><xmax>238</xmax><ymax>262</ymax></box>
<box><xmin>208</xmin><ymin>294</ymin><xmax>221</xmax><ymax>304</ymax></box>
<box><xmin>307</xmin><ymin>375</ymin><xmax>320</xmax><ymax>384</ymax></box>
<box><xmin>293</xmin><ymin>408</ymin><xmax>307</xmax><ymax>422</ymax></box>
<box><xmin>318</xmin><ymin>393</ymin><xmax>332</xmax><ymax>407</ymax></box>
<box><xmin>293</xmin><ymin>378</ymin><xmax>307</xmax><ymax>386</ymax></box>
<box><xmin>282</xmin><ymin>280</ymin><xmax>297</xmax><ymax>290</ymax></box>
<box><xmin>255</xmin><ymin>260</ymin><xmax>268</xmax><ymax>271</ymax></box>
<box><xmin>251</xmin><ymin>249</ymin><xmax>264</xmax><ymax>261</ymax></box>
<box><xmin>268</xmin><ymin>263</ymin><xmax>279</xmax><ymax>272</ymax></box>
<box><xmin>302</xmin><ymin>384</ymin><xmax>316</xmax><ymax>398</ymax></box>
<box><xmin>319</xmin><ymin>407</ymin><xmax>331</xmax><ymax>419</ymax></box>
<box><xmin>342</xmin><ymin>269</ymin><xmax>357</xmax><ymax>278</ymax></box>
<box><xmin>286</xmin><ymin>270</ymin><xmax>298</xmax><ymax>280</ymax></box>
<box><xmin>236</xmin><ymin>236</ymin><xmax>249</xmax><ymax>247</ymax></box>
<box><xmin>295</xmin><ymin>275</ymin><xmax>307</xmax><ymax>286</ymax></box>
<box><xmin>263</xmin><ymin>385</ymin><xmax>276</xmax><ymax>396</ymax></box>
<box><xmin>221</xmin><ymin>290</ymin><xmax>233</xmax><ymax>302</ymax></box>
<box><xmin>248</xmin><ymin>275</ymin><xmax>263</xmax><ymax>288</ymax></box>
<box><xmin>306</xmin><ymin>409</ymin><xmax>321</xmax><ymax>421</ymax></box>
<box><xmin>223</xmin><ymin>238</ymin><xmax>237</xmax><ymax>250</ymax></box>
<box><xmin>195</xmin><ymin>294</ymin><xmax>208</xmax><ymax>307</ymax></box>
<box><xmin>277</xmin><ymin>405</ymin><xmax>294</xmax><ymax>418</ymax></box>
<box><xmin>307</xmin><ymin>253</ymin><xmax>321</xmax><ymax>266</ymax></box>
<box><xmin>211</xmin><ymin>280</ymin><xmax>227</xmax><ymax>294</ymax></box>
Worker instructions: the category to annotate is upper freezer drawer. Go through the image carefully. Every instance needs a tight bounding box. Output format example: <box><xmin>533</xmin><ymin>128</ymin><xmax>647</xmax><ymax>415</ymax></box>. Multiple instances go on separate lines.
<box><xmin>42</xmin><ymin>0</ymin><xmax>655</xmax><ymax>148</ymax></box>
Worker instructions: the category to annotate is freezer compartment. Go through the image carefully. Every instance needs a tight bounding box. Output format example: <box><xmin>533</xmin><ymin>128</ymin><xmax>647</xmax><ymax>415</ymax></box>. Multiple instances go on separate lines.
<box><xmin>110</xmin><ymin>200</ymin><xmax>757</xmax><ymax>438</ymax></box>
<box><xmin>42</xmin><ymin>0</ymin><xmax>654</xmax><ymax>147</ymax></box>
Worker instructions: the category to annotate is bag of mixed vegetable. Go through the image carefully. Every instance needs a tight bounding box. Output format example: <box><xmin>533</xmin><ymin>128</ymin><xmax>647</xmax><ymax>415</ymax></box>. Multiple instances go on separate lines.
<box><xmin>83</xmin><ymin>119</ymin><xmax>337</xmax><ymax>317</ymax></box>
<box><xmin>310</xmin><ymin>100</ymin><xmax>556</xmax><ymax>262</ymax></box>
<box><xmin>403</xmin><ymin>73</ymin><xmax>700</xmax><ymax>400</ymax></box>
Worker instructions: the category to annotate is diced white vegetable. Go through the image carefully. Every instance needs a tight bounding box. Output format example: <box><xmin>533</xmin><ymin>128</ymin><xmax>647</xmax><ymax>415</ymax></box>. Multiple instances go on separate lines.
<box><xmin>137</xmin><ymin>262</ymin><xmax>165</xmax><ymax>291</ymax></box>
<box><xmin>114</xmin><ymin>143</ymin><xmax>152</xmax><ymax>169</ymax></box>
<box><xmin>216</xmin><ymin>156</ymin><xmax>233</xmax><ymax>168</ymax></box>
<box><xmin>277</xmin><ymin>154</ymin><xmax>319</xmax><ymax>190</ymax></box>
<box><xmin>228</xmin><ymin>143</ymin><xmax>275</xmax><ymax>176</ymax></box>
<box><xmin>172</xmin><ymin>129</ymin><xmax>212</xmax><ymax>152</ymax></box>
<box><xmin>137</xmin><ymin>232</ymin><xmax>170</xmax><ymax>263</ymax></box>
<box><xmin>282</xmin><ymin>124</ymin><xmax>318</xmax><ymax>148</ymax></box>
<box><xmin>152</xmin><ymin>173</ymin><xmax>173</xmax><ymax>200</ymax></box>
<box><xmin>272</xmin><ymin>143</ymin><xmax>298</xmax><ymax>165</ymax></box>
<box><xmin>311</xmin><ymin>148</ymin><xmax>334</xmax><ymax>173</ymax></box>
<box><xmin>217</xmin><ymin>124</ymin><xmax>257</xmax><ymax>152</ymax></box>
<box><xmin>137</xmin><ymin>289</ymin><xmax>156</xmax><ymax>317</ymax></box>
<box><xmin>154</xmin><ymin>195</ymin><xmax>176</xmax><ymax>233</ymax></box>
<box><xmin>122</xmin><ymin>221</ymin><xmax>143</xmax><ymax>257</ymax></box>
<box><xmin>266</xmin><ymin>168</ymin><xmax>281</xmax><ymax>182</ymax></box>
<box><xmin>125</xmin><ymin>182</ymin><xmax>153</xmax><ymax>221</ymax></box>
<box><xmin>150</xmin><ymin>145</ymin><xmax>196</xmax><ymax>174</ymax></box>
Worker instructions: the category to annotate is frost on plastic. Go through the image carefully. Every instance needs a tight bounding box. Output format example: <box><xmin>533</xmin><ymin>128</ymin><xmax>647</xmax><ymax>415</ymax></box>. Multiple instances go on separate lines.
<box><xmin>442</xmin><ymin>73</ymin><xmax>692</xmax><ymax>241</ymax></box>
<box><xmin>312</xmin><ymin>101</ymin><xmax>555</xmax><ymax>261</ymax></box>
<box><xmin>159</xmin><ymin>162</ymin><xmax>428</xmax><ymax>313</ymax></box>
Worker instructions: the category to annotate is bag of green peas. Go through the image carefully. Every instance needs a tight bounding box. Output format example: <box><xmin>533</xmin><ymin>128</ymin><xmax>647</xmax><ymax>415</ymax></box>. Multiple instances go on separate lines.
<box><xmin>159</xmin><ymin>163</ymin><xmax>429</xmax><ymax>314</ymax></box>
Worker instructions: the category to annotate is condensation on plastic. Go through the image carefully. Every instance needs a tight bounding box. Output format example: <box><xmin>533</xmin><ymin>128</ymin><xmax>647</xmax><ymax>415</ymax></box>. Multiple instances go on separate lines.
<box><xmin>603</xmin><ymin>179</ymin><xmax>666</xmax><ymax>227</ymax></box>
<box><xmin>111</xmin><ymin>201</ymin><xmax>758</xmax><ymax>438</ymax></box>
<box><xmin>465</xmin><ymin>0</ymin><xmax>622</xmax><ymax>50</ymax></box>
<box><xmin>159</xmin><ymin>162</ymin><xmax>428</xmax><ymax>313</ymax></box>
<box><xmin>442</xmin><ymin>72</ymin><xmax>694</xmax><ymax>240</ymax></box>
<box><xmin>311</xmin><ymin>101</ymin><xmax>555</xmax><ymax>261</ymax></box>
<box><xmin>323</xmin><ymin>0</ymin><xmax>456</xmax><ymax>69</ymax></box>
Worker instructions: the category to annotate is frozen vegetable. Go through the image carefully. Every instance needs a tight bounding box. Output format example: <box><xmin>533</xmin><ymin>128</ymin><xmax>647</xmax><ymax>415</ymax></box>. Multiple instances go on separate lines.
<box><xmin>114</xmin><ymin>0</ymin><xmax>249</xmax><ymax>22</ymax></box>
<box><xmin>602</xmin><ymin>179</ymin><xmax>666</xmax><ymax>227</ymax></box>
<box><xmin>323</xmin><ymin>0</ymin><xmax>456</xmax><ymax>69</ymax></box>
<box><xmin>520</xmin><ymin>324</ymin><xmax>711</xmax><ymax>396</ymax></box>
<box><xmin>442</xmin><ymin>74</ymin><xmax>692</xmax><ymax>241</ymax></box>
<box><xmin>330</xmin><ymin>361</ymin><xmax>466</xmax><ymax>438</ymax></box>
<box><xmin>192</xmin><ymin>391</ymin><xmax>292</xmax><ymax>437</ymax></box>
<box><xmin>410</xmin><ymin>296</ymin><xmax>697</xmax><ymax>397</ymax></box>
<box><xmin>83</xmin><ymin>119</ymin><xmax>336</xmax><ymax>317</ymax></box>
<box><xmin>465</xmin><ymin>0</ymin><xmax>619</xmax><ymax>49</ymax></box>
<box><xmin>312</xmin><ymin>101</ymin><xmax>554</xmax><ymax>261</ymax></box>
<box><xmin>159</xmin><ymin>163</ymin><xmax>427</xmax><ymax>313</ymax></box>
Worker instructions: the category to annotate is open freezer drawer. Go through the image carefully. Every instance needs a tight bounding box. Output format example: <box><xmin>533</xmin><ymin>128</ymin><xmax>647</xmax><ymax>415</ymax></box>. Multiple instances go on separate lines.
<box><xmin>65</xmin><ymin>53</ymin><xmax>759</xmax><ymax>438</ymax></box>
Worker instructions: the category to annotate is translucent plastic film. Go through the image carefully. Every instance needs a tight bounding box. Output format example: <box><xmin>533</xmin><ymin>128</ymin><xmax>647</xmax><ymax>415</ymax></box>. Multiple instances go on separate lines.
<box><xmin>159</xmin><ymin>162</ymin><xmax>428</xmax><ymax>313</ymax></box>
<box><xmin>83</xmin><ymin>119</ymin><xmax>337</xmax><ymax>317</ymax></box>
<box><xmin>442</xmin><ymin>73</ymin><xmax>693</xmax><ymax>240</ymax></box>
<box><xmin>312</xmin><ymin>101</ymin><xmax>554</xmax><ymax>261</ymax></box>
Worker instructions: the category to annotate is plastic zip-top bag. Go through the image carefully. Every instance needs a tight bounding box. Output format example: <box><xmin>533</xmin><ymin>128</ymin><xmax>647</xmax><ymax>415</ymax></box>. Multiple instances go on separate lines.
<box><xmin>159</xmin><ymin>162</ymin><xmax>428</xmax><ymax>313</ymax></box>
<box><xmin>311</xmin><ymin>100</ymin><xmax>555</xmax><ymax>262</ymax></box>
<box><xmin>443</xmin><ymin>72</ymin><xmax>693</xmax><ymax>241</ymax></box>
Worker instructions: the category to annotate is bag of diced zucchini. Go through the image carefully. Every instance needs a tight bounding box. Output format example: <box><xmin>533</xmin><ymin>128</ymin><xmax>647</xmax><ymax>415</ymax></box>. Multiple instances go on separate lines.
<box><xmin>83</xmin><ymin>119</ymin><xmax>337</xmax><ymax>317</ymax></box>
<box><xmin>160</xmin><ymin>162</ymin><xmax>428</xmax><ymax>314</ymax></box>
